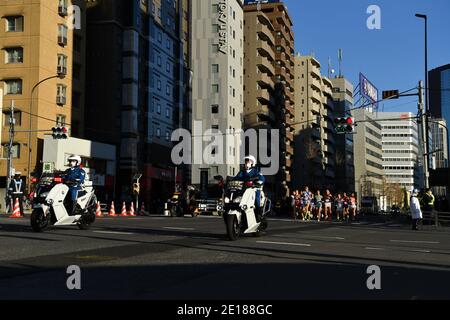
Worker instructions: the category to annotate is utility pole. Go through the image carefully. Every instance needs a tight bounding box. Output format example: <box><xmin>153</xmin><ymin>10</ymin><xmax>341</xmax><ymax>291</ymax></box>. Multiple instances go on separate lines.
<box><xmin>419</xmin><ymin>81</ymin><xmax>430</xmax><ymax>189</ymax></box>
<box><xmin>6</xmin><ymin>100</ymin><xmax>15</xmax><ymax>211</ymax></box>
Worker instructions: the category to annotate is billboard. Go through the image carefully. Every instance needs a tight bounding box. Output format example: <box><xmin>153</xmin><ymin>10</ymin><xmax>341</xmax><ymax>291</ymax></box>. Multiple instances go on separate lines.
<box><xmin>359</xmin><ymin>73</ymin><xmax>379</xmax><ymax>105</ymax></box>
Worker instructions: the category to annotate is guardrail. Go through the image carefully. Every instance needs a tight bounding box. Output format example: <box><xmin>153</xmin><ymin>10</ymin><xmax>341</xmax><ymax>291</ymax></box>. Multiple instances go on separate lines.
<box><xmin>422</xmin><ymin>210</ymin><xmax>450</xmax><ymax>228</ymax></box>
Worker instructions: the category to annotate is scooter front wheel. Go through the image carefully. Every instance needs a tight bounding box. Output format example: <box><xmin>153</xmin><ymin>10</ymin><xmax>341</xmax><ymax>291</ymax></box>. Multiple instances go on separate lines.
<box><xmin>30</xmin><ymin>208</ymin><xmax>49</xmax><ymax>232</ymax></box>
<box><xmin>226</xmin><ymin>214</ymin><xmax>240</xmax><ymax>241</ymax></box>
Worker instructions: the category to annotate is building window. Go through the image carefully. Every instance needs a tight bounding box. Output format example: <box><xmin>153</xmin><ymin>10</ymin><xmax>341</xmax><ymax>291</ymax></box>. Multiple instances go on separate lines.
<box><xmin>5</xmin><ymin>79</ymin><xmax>22</xmax><ymax>95</ymax></box>
<box><xmin>3</xmin><ymin>110</ymin><xmax>22</xmax><ymax>126</ymax></box>
<box><xmin>212</xmin><ymin>44</ymin><xmax>219</xmax><ymax>53</ymax></box>
<box><xmin>56</xmin><ymin>84</ymin><xmax>67</xmax><ymax>105</ymax></box>
<box><xmin>212</xmin><ymin>24</ymin><xmax>219</xmax><ymax>33</ymax></box>
<box><xmin>58</xmin><ymin>0</ymin><xmax>68</xmax><ymax>16</ymax></box>
<box><xmin>212</xmin><ymin>105</ymin><xmax>219</xmax><ymax>114</ymax></box>
<box><xmin>57</xmin><ymin>54</ymin><xmax>68</xmax><ymax>76</ymax></box>
<box><xmin>212</xmin><ymin>64</ymin><xmax>219</xmax><ymax>73</ymax></box>
<box><xmin>156</xmin><ymin>128</ymin><xmax>161</xmax><ymax>137</ymax></box>
<box><xmin>212</xmin><ymin>4</ymin><xmax>219</xmax><ymax>13</ymax></box>
<box><xmin>6</xmin><ymin>16</ymin><xmax>23</xmax><ymax>32</ymax></box>
<box><xmin>157</xmin><ymin>80</ymin><xmax>161</xmax><ymax>90</ymax></box>
<box><xmin>157</xmin><ymin>55</ymin><xmax>161</xmax><ymax>66</ymax></box>
<box><xmin>212</xmin><ymin>84</ymin><xmax>219</xmax><ymax>93</ymax></box>
<box><xmin>166</xmin><ymin>84</ymin><xmax>171</xmax><ymax>96</ymax></box>
<box><xmin>58</xmin><ymin>24</ymin><xmax>68</xmax><ymax>46</ymax></box>
<box><xmin>211</xmin><ymin>125</ymin><xmax>219</xmax><ymax>130</ymax></box>
<box><xmin>3</xmin><ymin>144</ymin><xmax>20</xmax><ymax>158</ymax></box>
<box><xmin>165</xmin><ymin>131</ymin><xmax>170</xmax><ymax>141</ymax></box>
<box><xmin>166</xmin><ymin>62</ymin><xmax>171</xmax><ymax>72</ymax></box>
<box><xmin>56</xmin><ymin>114</ymin><xmax>66</xmax><ymax>126</ymax></box>
<box><xmin>157</xmin><ymin>104</ymin><xmax>161</xmax><ymax>114</ymax></box>
<box><xmin>5</xmin><ymin>47</ymin><xmax>23</xmax><ymax>64</ymax></box>
<box><xmin>166</xmin><ymin>107</ymin><xmax>170</xmax><ymax>118</ymax></box>
<box><xmin>158</xmin><ymin>32</ymin><xmax>162</xmax><ymax>42</ymax></box>
<box><xmin>166</xmin><ymin>39</ymin><xmax>171</xmax><ymax>50</ymax></box>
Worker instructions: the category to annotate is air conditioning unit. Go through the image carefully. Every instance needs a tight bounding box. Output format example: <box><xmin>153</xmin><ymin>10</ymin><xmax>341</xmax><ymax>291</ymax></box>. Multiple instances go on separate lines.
<box><xmin>56</xmin><ymin>96</ymin><xmax>66</xmax><ymax>105</ymax></box>
<box><xmin>58</xmin><ymin>36</ymin><xmax>67</xmax><ymax>46</ymax></box>
<box><xmin>58</xmin><ymin>5</ymin><xmax>68</xmax><ymax>17</ymax></box>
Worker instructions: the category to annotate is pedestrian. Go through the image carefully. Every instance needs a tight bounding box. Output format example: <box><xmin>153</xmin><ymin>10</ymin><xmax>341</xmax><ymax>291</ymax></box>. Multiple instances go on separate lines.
<box><xmin>301</xmin><ymin>186</ymin><xmax>312</xmax><ymax>221</ymax></box>
<box><xmin>423</xmin><ymin>189</ymin><xmax>435</xmax><ymax>212</ymax></box>
<box><xmin>8</xmin><ymin>172</ymin><xmax>25</xmax><ymax>216</ymax></box>
<box><xmin>410</xmin><ymin>189</ymin><xmax>423</xmax><ymax>230</ymax></box>
<box><xmin>314</xmin><ymin>190</ymin><xmax>323</xmax><ymax>222</ymax></box>
<box><xmin>343</xmin><ymin>192</ymin><xmax>350</xmax><ymax>221</ymax></box>
<box><xmin>323</xmin><ymin>189</ymin><xmax>333</xmax><ymax>221</ymax></box>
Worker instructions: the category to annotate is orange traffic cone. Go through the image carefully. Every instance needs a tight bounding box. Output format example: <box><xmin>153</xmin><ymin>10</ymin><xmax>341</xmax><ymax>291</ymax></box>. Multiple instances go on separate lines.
<box><xmin>95</xmin><ymin>201</ymin><xmax>103</xmax><ymax>217</ymax></box>
<box><xmin>9</xmin><ymin>198</ymin><xmax>23</xmax><ymax>218</ymax></box>
<box><xmin>129</xmin><ymin>202</ymin><xmax>136</xmax><ymax>216</ymax></box>
<box><xmin>120</xmin><ymin>202</ymin><xmax>128</xmax><ymax>217</ymax></box>
<box><xmin>108</xmin><ymin>201</ymin><xmax>116</xmax><ymax>217</ymax></box>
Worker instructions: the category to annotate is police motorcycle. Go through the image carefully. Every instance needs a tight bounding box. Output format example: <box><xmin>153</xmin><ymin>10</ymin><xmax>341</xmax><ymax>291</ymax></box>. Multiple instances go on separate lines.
<box><xmin>216</xmin><ymin>175</ymin><xmax>271</xmax><ymax>241</ymax></box>
<box><xmin>30</xmin><ymin>172</ymin><xmax>97</xmax><ymax>232</ymax></box>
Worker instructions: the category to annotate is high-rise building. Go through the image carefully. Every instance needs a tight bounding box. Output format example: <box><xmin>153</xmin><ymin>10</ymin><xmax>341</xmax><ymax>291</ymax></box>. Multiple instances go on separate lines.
<box><xmin>331</xmin><ymin>76</ymin><xmax>355</xmax><ymax>193</ymax></box>
<box><xmin>293</xmin><ymin>54</ymin><xmax>335</xmax><ymax>190</ymax></box>
<box><xmin>243</xmin><ymin>0</ymin><xmax>295</xmax><ymax>198</ymax></box>
<box><xmin>352</xmin><ymin>109</ymin><xmax>384</xmax><ymax>205</ymax></box>
<box><xmin>85</xmin><ymin>0</ymin><xmax>186</xmax><ymax>202</ymax></box>
<box><xmin>375</xmin><ymin>112</ymin><xmax>421</xmax><ymax>192</ymax></box>
<box><xmin>0</xmin><ymin>0</ymin><xmax>85</xmax><ymax>189</ymax></box>
<box><xmin>429</xmin><ymin>64</ymin><xmax>450</xmax><ymax>159</ymax></box>
<box><xmin>190</xmin><ymin>0</ymin><xmax>244</xmax><ymax>185</ymax></box>
<box><xmin>430</xmin><ymin>118</ymin><xmax>448</xmax><ymax>196</ymax></box>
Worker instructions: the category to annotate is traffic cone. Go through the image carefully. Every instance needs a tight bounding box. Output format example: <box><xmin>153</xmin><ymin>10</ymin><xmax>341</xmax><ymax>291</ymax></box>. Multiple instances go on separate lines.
<box><xmin>9</xmin><ymin>198</ymin><xmax>23</xmax><ymax>218</ymax></box>
<box><xmin>108</xmin><ymin>201</ymin><xmax>117</xmax><ymax>217</ymax></box>
<box><xmin>129</xmin><ymin>202</ymin><xmax>136</xmax><ymax>216</ymax></box>
<box><xmin>95</xmin><ymin>201</ymin><xmax>103</xmax><ymax>217</ymax></box>
<box><xmin>120</xmin><ymin>202</ymin><xmax>128</xmax><ymax>217</ymax></box>
<box><xmin>140</xmin><ymin>202</ymin><xmax>146</xmax><ymax>216</ymax></box>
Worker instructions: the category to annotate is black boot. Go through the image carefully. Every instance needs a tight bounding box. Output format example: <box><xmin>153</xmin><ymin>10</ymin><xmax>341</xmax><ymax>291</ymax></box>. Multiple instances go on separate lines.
<box><xmin>255</xmin><ymin>207</ymin><xmax>263</xmax><ymax>222</ymax></box>
<box><xmin>72</xmin><ymin>200</ymin><xmax>78</xmax><ymax>215</ymax></box>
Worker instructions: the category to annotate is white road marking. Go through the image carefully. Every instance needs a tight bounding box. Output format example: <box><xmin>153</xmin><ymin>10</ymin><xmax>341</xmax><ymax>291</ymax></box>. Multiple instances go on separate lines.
<box><xmin>387</xmin><ymin>224</ymin><xmax>403</xmax><ymax>227</ymax></box>
<box><xmin>302</xmin><ymin>235</ymin><xmax>345</xmax><ymax>240</ymax></box>
<box><xmin>93</xmin><ymin>231</ymin><xmax>134</xmax><ymax>235</ymax></box>
<box><xmin>163</xmin><ymin>227</ymin><xmax>195</xmax><ymax>231</ymax></box>
<box><xmin>365</xmin><ymin>247</ymin><xmax>385</xmax><ymax>251</ymax></box>
<box><xmin>371</xmin><ymin>223</ymin><xmax>386</xmax><ymax>226</ymax></box>
<box><xmin>406</xmin><ymin>249</ymin><xmax>431</xmax><ymax>253</ymax></box>
<box><xmin>257</xmin><ymin>241</ymin><xmax>311</xmax><ymax>247</ymax></box>
<box><xmin>390</xmin><ymin>240</ymin><xmax>440</xmax><ymax>244</ymax></box>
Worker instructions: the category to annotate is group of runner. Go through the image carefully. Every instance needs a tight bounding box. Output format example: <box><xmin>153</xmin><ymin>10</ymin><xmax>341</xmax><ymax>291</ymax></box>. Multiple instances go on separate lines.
<box><xmin>290</xmin><ymin>187</ymin><xmax>358</xmax><ymax>222</ymax></box>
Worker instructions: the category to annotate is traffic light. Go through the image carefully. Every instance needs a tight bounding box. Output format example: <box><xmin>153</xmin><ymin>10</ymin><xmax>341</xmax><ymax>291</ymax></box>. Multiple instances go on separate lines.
<box><xmin>133</xmin><ymin>182</ymin><xmax>140</xmax><ymax>194</ymax></box>
<box><xmin>382</xmin><ymin>90</ymin><xmax>399</xmax><ymax>100</ymax></box>
<box><xmin>334</xmin><ymin>117</ymin><xmax>355</xmax><ymax>134</ymax></box>
<box><xmin>52</xmin><ymin>126</ymin><xmax>68</xmax><ymax>139</ymax></box>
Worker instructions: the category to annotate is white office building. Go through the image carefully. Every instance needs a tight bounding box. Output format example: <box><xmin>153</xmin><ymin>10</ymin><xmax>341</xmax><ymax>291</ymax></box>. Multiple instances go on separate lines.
<box><xmin>191</xmin><ymin>0</ymin><xmax>244</xmax><ymax>184</ymax></box>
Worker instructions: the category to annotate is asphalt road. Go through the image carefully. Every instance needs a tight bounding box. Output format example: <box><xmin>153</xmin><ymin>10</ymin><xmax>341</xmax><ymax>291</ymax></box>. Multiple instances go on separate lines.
<box><xmin>0</xmin><ymin>213</ymin><xmax>449</xmax><ymax>300</ymax></box>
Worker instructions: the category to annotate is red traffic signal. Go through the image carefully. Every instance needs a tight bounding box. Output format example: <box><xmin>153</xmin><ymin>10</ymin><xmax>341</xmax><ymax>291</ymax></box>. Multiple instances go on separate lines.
<box><xmin>346</xmin><ymin>117</ymin><xmax>354</xmax><ymax>125</ymax></box>
<box><xmin>52</xmin><ymin>126</ymin><xmax>69</xmax><ymax>139</ymax></box>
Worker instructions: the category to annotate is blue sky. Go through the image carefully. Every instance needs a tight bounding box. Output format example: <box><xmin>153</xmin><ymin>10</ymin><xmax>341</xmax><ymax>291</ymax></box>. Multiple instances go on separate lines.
<box><xmin>284</xmin><ymin>0</ymin><xmax>450</xmax><ymax>113</ymax></box>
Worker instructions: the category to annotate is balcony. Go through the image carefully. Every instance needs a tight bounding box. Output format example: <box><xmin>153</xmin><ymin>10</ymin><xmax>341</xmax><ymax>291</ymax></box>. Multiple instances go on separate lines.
<box><xmin>58</xmin><ymin>36</ymin><xmax>67</xmax><ymax>46</ymax></box>
<box><xmin>257</xmin><ymin>42</ymin><xmax>275</xmax><ymax>62</ymax></box>
<box><xmin>58</xmin><ymin>5</ymin><xmax>68</xmax><ymax>17</ymax></box>
<box><xmin>286</xmin><ymin>144</ymin><xmax>294</xmax><ymax>155</ymax></box>
<box><xmin>256</xmin><ymin>55</ymin><xmax>275</xmax><ymax>76</ymax></box>
<box><xmin>258</xmin><ymin>72</ymin><xmax>273</xmax><ymax>88</ymax></box>
<box><xmin>276</xmin><ymin>66</ymin><xmax>288</xmax><ymax>82</ymax></box>
<box><xmin>256</xmin><ymin>88</ymin><xmax>272</xmax><ymax>105</ymax></box>
<box><xmin>57</xmin><ymin>65</ymin><xmax>67</xmax><ymax>76</ymax></box>
<box><xmin>256</xmin><ymin>21</ymin><xmax>275</xmax><ymax>46</ymax></box>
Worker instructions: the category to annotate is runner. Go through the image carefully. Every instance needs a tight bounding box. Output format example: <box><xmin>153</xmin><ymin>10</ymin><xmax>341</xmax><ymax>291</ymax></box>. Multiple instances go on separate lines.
<box><xmin>335</xmin><ymin>193</ymin><xmax>344</xmax><ymax>221</ymax></box>
<box><xmin>314</xmin><ymin>190</ymin><xmax>323</xmax><ymax>222</ymax></box>
<box><xmin>301</xmin><ymin>186</ymin><xmax>312</xmax><ymax>221</ymax></box>
<box><xmin>349</xmin><ymin>193</ymin><xmax>357</xmax><ymax>220</ymax></box>
<box><xmin>343</xmin><ymin>192</ymin><xmax>350</xmax><ymax>221</ymax></box>
<box><xmin>323</xmin><ymin>189</ymin><xmax>333</xmax><ymax>221</ymax></box>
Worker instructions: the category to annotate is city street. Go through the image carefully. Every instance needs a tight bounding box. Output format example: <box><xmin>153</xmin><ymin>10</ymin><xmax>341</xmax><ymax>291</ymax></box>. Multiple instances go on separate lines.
<box><xmin>0</xmin><ymin>214</ymin><xmax>449</xmax><ymax>300</ymax></box>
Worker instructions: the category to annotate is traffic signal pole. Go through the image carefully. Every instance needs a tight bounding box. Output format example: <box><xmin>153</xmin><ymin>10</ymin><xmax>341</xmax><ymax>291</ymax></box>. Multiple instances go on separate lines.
<box><xmin>419</xmin><ymin>80</ymin><xmax>430</xmax><ymax>189</ymax></box>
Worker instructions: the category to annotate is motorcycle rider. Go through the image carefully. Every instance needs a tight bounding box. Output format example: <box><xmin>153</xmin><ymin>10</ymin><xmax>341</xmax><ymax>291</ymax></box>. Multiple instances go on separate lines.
<box><xmin>64</xmin><ymin>155</ymin><xmax>86</xmax><ymax>214</ymax></box>
<box><xmin>234</xmin><ymin>155</ymin><xmax>265</xmax><ymax>221</ymax></box>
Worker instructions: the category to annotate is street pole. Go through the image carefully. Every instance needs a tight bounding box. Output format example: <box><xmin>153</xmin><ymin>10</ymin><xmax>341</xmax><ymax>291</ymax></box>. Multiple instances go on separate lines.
<box><xmin>419</xmin><ymin>81</ymin><xmax>430</xmax><ymax>189</ymax></box>
<box><xmin>6</xmin><ymin>100</ymin><xmax>15</xmax><ymax>212</ymax></box>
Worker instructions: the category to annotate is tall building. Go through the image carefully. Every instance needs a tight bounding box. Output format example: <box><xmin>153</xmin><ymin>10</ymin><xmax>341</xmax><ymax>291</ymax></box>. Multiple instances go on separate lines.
<box><xmin>430</xmin><ymin>118</ymin><xmax>448</xmax><ymax>196</ymax></box>
<box><xmin>190</xmin><ymin>0</ymin><xmax>244</xmax><ymax>185</ymax></box>
<box><xmin>85</xmin><ymin>0</ymin><xmax>186</xmax><ymax>202</ymax></box>
<box><xmin>293</xmin><ymin>54</ymin><xmax>335</xmax><ymax>191</ymax></box>
<box><xmin>429</xmin><ymin>64</ymin><xmax>450</xmax><ymax>160</ymax></box>
<box><xmin>243</xmin><ymin>0</ymin><xmax>295</xmax><ymax>199</ymax></box>
<box><xmin>352</xmin><ymin>109</ymin><xmax>384</xmax><ymax>205</ymax></box>
<box><xmin>331</xmin><ymin>76</ymin><xmax>355</xmax><ymax>193</ymax></box>
<box><xmin>0</xmin><ymin>0</ymin><xmax>85</xmax><ymax>192</ymax></box>
<box><xmin>375</xmin><ymin>112</ymin><xmax>421</xmax><ymax>192</ymax></box>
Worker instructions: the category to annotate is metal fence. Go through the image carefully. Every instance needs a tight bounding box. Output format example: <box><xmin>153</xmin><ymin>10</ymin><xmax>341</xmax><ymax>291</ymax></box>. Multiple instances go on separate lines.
<box><xmin>422</xmin><ymin>210</ymin><xmax>450</xmax><ymax>228</ymax></box>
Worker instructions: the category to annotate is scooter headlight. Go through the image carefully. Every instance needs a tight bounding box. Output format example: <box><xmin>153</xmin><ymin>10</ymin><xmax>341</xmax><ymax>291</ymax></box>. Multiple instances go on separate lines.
<box><xmin>233</xmin><ymin>196</ymin><xmax>242</xmax><ymax>204</ymax></box>
<box><xmin>224</xmin><ymin>197</ymin><xmax>230</xmax><ymax>204</ymax></box>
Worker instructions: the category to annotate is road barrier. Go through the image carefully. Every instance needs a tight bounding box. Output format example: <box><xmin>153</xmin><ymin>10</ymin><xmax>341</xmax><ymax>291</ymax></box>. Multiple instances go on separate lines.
<box><xmin>422</xmin><ymin>210</ymin><xmax>450</xmax><ymax>229</ymax></box>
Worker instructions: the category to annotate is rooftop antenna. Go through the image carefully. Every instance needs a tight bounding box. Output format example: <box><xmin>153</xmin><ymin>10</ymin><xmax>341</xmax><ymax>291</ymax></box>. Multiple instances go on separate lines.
<box><xmin>338</xmin><ymin>48</ymin><xmax>343</xmax><ymax>77</ymax></box>
<box><xmin>327</xmin><ymin>56</ymin><xmax>335</xmax><ymax>78</ymax></box>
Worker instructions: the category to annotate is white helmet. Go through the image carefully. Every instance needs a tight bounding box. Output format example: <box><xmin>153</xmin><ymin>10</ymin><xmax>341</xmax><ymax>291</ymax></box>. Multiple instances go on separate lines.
<box><xmin>68</xmin><ymin>155</ymin><xmax>81</xmax><ymax>166</ymax></box>
<box><xmin>244</xmin><ymin>155</ymin><xmax>257</xmax><ymax>169</ymax></box>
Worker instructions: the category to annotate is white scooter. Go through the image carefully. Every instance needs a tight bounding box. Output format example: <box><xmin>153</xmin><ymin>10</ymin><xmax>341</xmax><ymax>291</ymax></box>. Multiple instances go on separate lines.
<box><xmin>219</xmin><ymin>176</ymin><xmax>271</xmax><ymax>241</ymax></box>
<box><xmin>30</xmin><ymin>175</ymin><xmax>97</xmax><ymax>232</ymax></box>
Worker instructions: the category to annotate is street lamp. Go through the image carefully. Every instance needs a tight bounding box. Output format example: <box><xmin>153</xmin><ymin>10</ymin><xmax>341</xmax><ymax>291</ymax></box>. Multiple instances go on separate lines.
<box><xmin>415</xmin><ymin>13</ymin><xmax>430</xmax><ymax>169</ymax></box>
<box><xmin>27</xmin><ymin>74</ymin><xmax>65</xmax><ymax>188</ymax></box>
